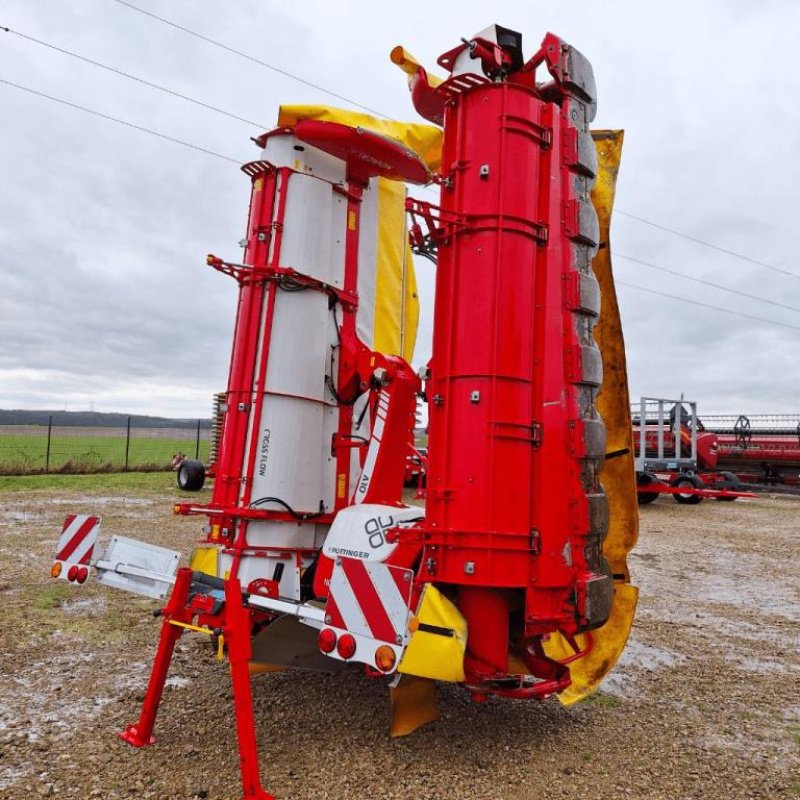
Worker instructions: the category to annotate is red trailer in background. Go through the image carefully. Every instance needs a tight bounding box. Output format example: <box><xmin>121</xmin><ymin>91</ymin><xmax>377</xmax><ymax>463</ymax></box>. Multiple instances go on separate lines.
<box><xmin>632</xmin><ymin>397</ymin><xmax>755</xmax><ymax>504</ymax></box>
<box><xmin>704</xmin><ymin>413</ymin><xmax>800</xmax><ymax>486</ymax></box>
<box><xmin>632</xmin><ymin>396</ymin><xmax>800</xmax><ymax>504</ymax></box>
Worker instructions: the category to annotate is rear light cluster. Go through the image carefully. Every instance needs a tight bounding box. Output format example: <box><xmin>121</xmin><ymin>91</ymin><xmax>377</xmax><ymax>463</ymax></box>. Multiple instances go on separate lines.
<box><xmin>318</xmin><ymin>627</ymin><xmax>337</xmax><ymax>653</ymax></box>
<box><xmin>51</xmin><ymin>562</ymin><xmax>88</xmax><ymax>584</ymax></box>
<box><xmin>337</xmin><ymin>633</ymin><xmax>356</xmax><ymax>660</ymax></box>
<box><xmin>317</xmin><ymin>628</ymin><xmax>357</xmax><ymax>659</ymax></box>
<box><xmin>317</xmin><ymin>628</ymin><xmax>397</xmax><ymax>672</ymax></box>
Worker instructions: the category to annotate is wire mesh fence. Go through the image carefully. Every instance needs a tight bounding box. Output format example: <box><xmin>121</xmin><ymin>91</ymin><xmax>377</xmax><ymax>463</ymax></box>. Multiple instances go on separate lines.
<box><xmin>0</xmin><ymin>416</ymin><xmax>212</xmax><ymax>475</ymax></box>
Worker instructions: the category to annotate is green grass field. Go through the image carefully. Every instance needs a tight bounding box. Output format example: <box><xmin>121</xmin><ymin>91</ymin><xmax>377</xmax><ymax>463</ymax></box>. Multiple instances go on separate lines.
<box><xmin>0</xmin><ymin>431</ymin><xmax>211</xmax><ymax>475</ymax></box>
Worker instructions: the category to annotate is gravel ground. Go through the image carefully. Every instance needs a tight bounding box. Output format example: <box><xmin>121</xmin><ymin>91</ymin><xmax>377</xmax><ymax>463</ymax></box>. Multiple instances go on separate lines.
<box><xmin>0</xmin><ymin>479</ymin><xmax>798</xmax><ymax>800</ymax></box>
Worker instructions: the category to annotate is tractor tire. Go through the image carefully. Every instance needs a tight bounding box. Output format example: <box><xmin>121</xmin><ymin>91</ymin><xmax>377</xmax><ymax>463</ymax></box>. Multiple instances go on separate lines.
<box><xmin>637</xmin><ymin>473</ymin><xmax>661</xmax><ymax>505</ymax></box>
<box><xmin>177</xmin><ymin>459</ymin><xmax>206</xmax><ymax>492</ymax></box>
<box><xmin>672</xmin><ymin>474</ymin><xmax>703</xmax><ymax>505</ymax></box>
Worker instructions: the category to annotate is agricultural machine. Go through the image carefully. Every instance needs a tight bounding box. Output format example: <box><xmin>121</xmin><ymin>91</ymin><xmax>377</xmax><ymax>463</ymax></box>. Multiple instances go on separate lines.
<box><xmin>632</xmin><ymin>396</ymin><xmax>752</xmax><ymax>504</ymax></box>
<box><xmin>49</xmin><ymin>25</ymin><xmax>638</xmax><ymax>799</ymax></box>
<box><xmin>632</xmin><ymin>396</ymin><xmax>797</xmax><ymax>503</ymax></box>
<box><xmin>705</xmin><ymin>412</ymin><xmax>800</xmax><ymax>485</ymax></box>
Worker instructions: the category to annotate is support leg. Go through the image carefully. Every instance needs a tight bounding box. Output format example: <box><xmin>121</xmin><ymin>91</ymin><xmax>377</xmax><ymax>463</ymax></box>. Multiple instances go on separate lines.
<box><xmin>118</xmin><ymin>567</ymin><xmax>194</xmax><ymax>747</ymax></box>
<box><xmin>224</xmin><ymin>577</ymin><xmax>275</xmax><ymax>800</ymax></box>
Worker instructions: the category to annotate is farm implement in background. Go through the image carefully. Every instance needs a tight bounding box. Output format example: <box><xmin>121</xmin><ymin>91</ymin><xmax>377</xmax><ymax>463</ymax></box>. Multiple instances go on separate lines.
<box><xmin>50</xmin><ymin>24</ymin><xmax>638</xmax><ymax>800</ymax></box>
<box><xmin>632</xmin><ymin>396</ymin><xmax>757</xmax><ymax>504</ymax></box>
<box><xmin>703</xmin><ymin>412</ymin><xmax>800</xmax><ymax>486</ymax></box>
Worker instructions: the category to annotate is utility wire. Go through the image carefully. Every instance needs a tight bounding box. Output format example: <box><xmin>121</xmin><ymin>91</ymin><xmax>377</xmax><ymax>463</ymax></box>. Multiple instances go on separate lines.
<box><xmin>0</xmin><ymin>25</ymin><xmax>268</xmax><ymax>129</ymax></box>
<box><xmin>2</xmin><ymin>79</ymin><xmax>796</xmax><ymax>338</ymax></box>
<box><xmin>614</xmin><ymin>252</ymin><xmax>800</xmax><ymax>315</ymax></box>
<box><xmin>111</xmin><ymin>0</ymin><xmax>386</xmax><ymax>118</ymax></box>
<box><xmin>5</xmin><ymin>16</ymin><xmax>797</xmax><ymax>319</ymax></box>
<box><xmin>616</xmin><ymin>209</ymin><xmax>800</xmax><ymax>281</ymax></box>
<box><xmin>107</xmin><ymin>0</ymin><xmax>798</xmax><ymax>289</ymax></box>
<box><xmin>33</xmin><ymin>4</ymin><xmax>789</xmax><ymax>289</ymax></box>
<box><xmin>616</xmin><ymin>280</ymin><xmax>800</xmax><ymax>333</ymax></box>
<box><xmin>0</xmin><ymin>77</ymin><xmax>240</xmax><ymax>163</ymax></box>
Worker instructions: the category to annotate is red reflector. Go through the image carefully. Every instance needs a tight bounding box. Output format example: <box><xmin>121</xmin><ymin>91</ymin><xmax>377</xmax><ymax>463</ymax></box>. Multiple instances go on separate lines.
<box><xmin>336</xmin><ymin>633</ymin><xmax>357</xmax><ymax>660</ymax></box>
<box><xmin>67</xmin><ymin>565</ymin><xmax>79</xmax><ymax>582</ymax></box>
<box><xmin>318</xmin><ymin>628</ymin><xmax>337</xmax><ymax>654</ymax></box>
<box><xmin>76</xmin><ymin>566</ymin><xmax>89</xmax><ymax>584</ymax></box>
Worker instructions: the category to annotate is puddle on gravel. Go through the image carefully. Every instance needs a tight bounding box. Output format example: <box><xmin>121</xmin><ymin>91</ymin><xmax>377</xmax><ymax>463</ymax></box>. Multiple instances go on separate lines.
<box><xmin>1</xmin><ymin>652</ymin><xmax>160</xmax><ymax>750</ymax></box>
<box><xmin>640</xmin><ymin>606</ymin><xmax>794</xmax><ymax>645</ymax></box>
<box><xmin>729</xmin><ymin>654</ymin><xmax>800</xmax><ymax>675</ymax></box>
<box><xmin>1</xmin><ymin>510</ymin><xmax>42</xmax><ymax>523</ymax></box>
<box><xmin>46</xmin><ymin>497</ymin><xmax>156</xmax><ymax>506</ymax></box>
<box><xmin>634</xmin><ymin>543</ymin><xmax>799</xmax><ymax>621</ymax></box>
<box><xmin>0</xmin><ymin>766</ymin><xmax>28</xmax><ymax>791</ymax></box>
<box><xmin>690</xmin><ymin>549</ymin><xmax>800</xmax><ymax>620</ymax></box>
<box><xmin>1</xmin><ymin>497</ymin><xmax>162</xmax><ymax>531</ymax></box>
<box><xmin>61</xmin><ymin>596</ymin><xmax>107</xmax><ymax>615</ymax></box>
<box><xmin>600</xmin><ymin>639</ymin><xmax>685</xmax><ymax>698</ymax></box>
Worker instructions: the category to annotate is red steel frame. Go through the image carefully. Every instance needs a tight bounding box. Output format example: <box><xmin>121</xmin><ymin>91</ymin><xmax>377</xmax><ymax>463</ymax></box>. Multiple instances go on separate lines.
<box><xmin>119</xmin><ymin>568</ymin><xmax>276</xmax><ymax>799</ymax></box>
<box><xmin>119</xmin><ymin>124</ymin><xmax>424</xmax><ymax>799</ymax></box>
<box><xmin>117</xmin><ymin>152</ymin><xmax>373</xmax><ymax>799</ymax></box>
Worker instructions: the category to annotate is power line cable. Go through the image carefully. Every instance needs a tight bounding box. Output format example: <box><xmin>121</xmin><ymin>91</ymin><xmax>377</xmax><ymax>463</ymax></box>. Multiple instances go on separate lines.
<box><xmin>0</xmin><ymin>25</ymin><xmax>268</xmax><ymax>129</ymax></box>
<box><xmin>5</xmin><ymin>12</ymin><xmax>795</xmax><ymax>298</ymax></box>
<box><xmin>0</xmin><ymin>77</ymin><xmax>240</xmax><ymax>163</ymax></box>
<box><xmin>614</xmin><ymin>252</ymin><xmax>800</xmax><ymax>315</ymax></box>
<box><xmin>68</xmin><ymin>3</ymin><xmax>796</xmax><ymax>288</ymax></box>
<box><xmin>616</xmin><ymin>280</ymin><xmax>800</xmax><ymax>333</ymax></box>
<box><xmin>111</xmin><ymin>0</ymin><xmax>386</xmax><ymax>118</ymax></box>
<box><xmin>2</xmin><ymin>81</ymin><xmax>796</xmax><ymax>338</ymax></box>
<box><xmin>616</xmin><ymin>209</ymin><xmax>800</xmax><ymax>281</ymax></box>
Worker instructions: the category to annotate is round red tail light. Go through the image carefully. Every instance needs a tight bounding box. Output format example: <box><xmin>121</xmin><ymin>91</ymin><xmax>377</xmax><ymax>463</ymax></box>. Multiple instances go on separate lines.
<box><xmin>336</xmin><ymin>633</ymin><xmax>357</xmax><ymax>660</ymax></box>
<box><xmin>67</xmin><ymin>565</ymin><xmax>79</xmax><ymax>582</ymax></box>
<box><xmin>76</xmin><ymin>566</ymin><xmax>89</xmax><ymax>584</ymax></box>
<box><xmin>318</xmin><ymin>628</ymin><xmax>337</xmax><ymax>654</ymax></box>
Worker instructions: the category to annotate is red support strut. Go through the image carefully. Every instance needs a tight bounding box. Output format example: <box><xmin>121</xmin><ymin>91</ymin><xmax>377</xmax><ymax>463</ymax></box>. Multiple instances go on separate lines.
<box><xmin>118</xmin><ymin>567</ymin><xmax>194</xmax><ymax>747</ymax></box>
<box><xmin>224</xmin><ymin>577</ymin><xmax>275</xmax><ymax>800</ymax></box>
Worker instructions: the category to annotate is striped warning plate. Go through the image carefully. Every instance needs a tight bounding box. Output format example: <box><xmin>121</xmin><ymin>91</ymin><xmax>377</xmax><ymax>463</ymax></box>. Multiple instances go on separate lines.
<box><xmin>326</xmin><ymin>557</ymin><xmax>413</xmax><ymax>645</ymax></box>
<box><xmin>56</xmin><ymin>514</ymin><xmax>100</xmax><ymax>568</ymax></box>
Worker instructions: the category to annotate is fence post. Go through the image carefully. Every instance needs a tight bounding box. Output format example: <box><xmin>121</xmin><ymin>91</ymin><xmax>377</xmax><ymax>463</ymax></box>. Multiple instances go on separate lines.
<box><xmin>45</xmin><ymin>415</ymin><xmax>53</xmax><ymax>473</ymax></box>
<box><xmin>124</xmin><ymin>416</ymin><xmax>131</xmax><ymax>471</ymax></box>
<box><xmin>195</xmin><ymin>419</ymin><xmax>201</xmax><ymax>460</ymax></box>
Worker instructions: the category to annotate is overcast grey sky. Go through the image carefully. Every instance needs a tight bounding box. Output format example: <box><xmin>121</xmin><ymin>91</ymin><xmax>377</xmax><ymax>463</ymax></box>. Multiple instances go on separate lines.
<box><xmin>1</xmin><ymin>0</ymin><xmax>798</xmax><ymax>417</ymax></box>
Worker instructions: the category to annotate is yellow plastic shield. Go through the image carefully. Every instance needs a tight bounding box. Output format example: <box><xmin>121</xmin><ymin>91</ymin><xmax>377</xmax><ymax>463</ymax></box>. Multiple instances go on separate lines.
<box><xmin>398</xmin><ymin>584</ymin><xmax>466</xmax><ymax>683</ymax></box>
<box><xmin>389</xmin><ymin>675</ymin><xmax>439</xmax><ymax>737</ymax></box>
<box><xmin>374</xmin><ymin>178</ymin><xmax>419</xmax><ymax>363</ymax></box>
<box><xmin>188</xmin><ymin>545</ymin><xmax>219</xmax><ymax>577</ymax></box>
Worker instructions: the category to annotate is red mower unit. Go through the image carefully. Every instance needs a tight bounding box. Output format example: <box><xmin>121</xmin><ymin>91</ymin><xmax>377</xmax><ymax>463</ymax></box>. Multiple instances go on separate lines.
<box><xmin>50</xmin><ymin>24</ymin><xmax>639</xmax><ymax>799</ymax></box>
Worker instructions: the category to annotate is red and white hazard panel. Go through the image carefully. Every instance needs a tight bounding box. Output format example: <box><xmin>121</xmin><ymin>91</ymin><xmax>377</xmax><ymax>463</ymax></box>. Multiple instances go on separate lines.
<box><xmin>53</xmin><ymin>515</ymin><xmax>100</xmax><ymax>583</ymax></box>
<box><xmin>320</xmin><ymin>556</ymin><xmax>413</xmax><ymax>672</ymax></box>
